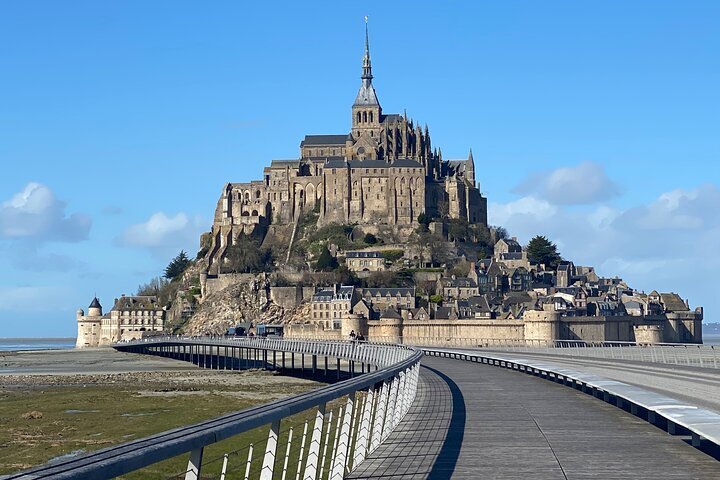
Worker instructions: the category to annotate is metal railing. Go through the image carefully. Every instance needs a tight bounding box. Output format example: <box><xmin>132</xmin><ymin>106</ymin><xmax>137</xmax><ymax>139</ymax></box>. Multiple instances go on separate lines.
<box><xmin>4</xmin><ymin>337</ymin><xmax>422</xmax><ymax>480</ymax></box>
<box><xmin>368</xmin><ymin>336</ymin><xmax>719</xmax><ymax>369</ymax></box>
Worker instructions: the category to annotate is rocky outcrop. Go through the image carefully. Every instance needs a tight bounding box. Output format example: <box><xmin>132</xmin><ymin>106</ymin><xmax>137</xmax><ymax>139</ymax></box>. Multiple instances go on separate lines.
<box><xmin>182</xmin><ymin>274</ymin><xmax>310</xmax><ymax>335</ymax></box>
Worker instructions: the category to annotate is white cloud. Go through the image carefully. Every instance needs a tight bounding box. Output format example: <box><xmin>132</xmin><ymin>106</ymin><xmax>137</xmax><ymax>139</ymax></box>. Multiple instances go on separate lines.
<box><xmin>490</xmin><ymin>183</ymin><xmax>720</xmax><ymax>313</ymax></box>
<box><xmin>118</xmin><ymin>212</ymin><xmax>207</xmax><ymax>255</ymax></box>
<box><xmin>0</xmin><ymin>183</ymin><xmax>91</xmax><ymax>241</ymax></box>
<box><xmin>514</xmin><ymin>161</ymin><xmax>620</xmax><ymax>205</ymax></box>
<box><xmin>0</xmin><ymin>285</ymin><xmax>72</xmax><ymax>312</ymax></box>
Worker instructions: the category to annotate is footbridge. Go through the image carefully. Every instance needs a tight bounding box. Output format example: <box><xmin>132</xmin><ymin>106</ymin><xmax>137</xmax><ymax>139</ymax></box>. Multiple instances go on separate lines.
<box><xmin>4</xmin><ymin>338</ymin><xmax>720</xmax><ymax>479</ymax></box>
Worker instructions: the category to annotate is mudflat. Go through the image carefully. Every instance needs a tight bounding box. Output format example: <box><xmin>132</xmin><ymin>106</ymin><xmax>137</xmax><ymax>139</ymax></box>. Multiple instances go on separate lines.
<box><xmin>0</xmin><ymin>348</ymin><xmax>322</xmax><ymax>478</ymax></box>
<box><xmin>0</xmin><ymin>347</ymin><xmax>198</xmax><ymax>376</ymax></box>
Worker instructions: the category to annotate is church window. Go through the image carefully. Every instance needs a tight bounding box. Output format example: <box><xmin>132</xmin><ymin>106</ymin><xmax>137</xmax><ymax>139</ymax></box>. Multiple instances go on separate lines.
<box><xmin>357</xmin><ymin>112</ymin><xmax>361</xmax><ymax>123</ymax></box>
<box><xmin>363</xmin><ymin>112</ymin><xmax>367</xmax><ymax>122</ymax></box>
<box><xmin>370</xmin><ymin>131</ymin><xmax>373</xmax><ymax>137</ymax></box>
<box><xmin>369</xmin><ymin>112</ymin><xmax>374</xmax><ymax>122</ymax></box>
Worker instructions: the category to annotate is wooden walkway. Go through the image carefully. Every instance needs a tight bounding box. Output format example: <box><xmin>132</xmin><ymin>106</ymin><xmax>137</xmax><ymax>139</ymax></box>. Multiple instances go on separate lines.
<box><xmin>349</xmin><ymin>356</ymin><xmax>720</xmax><ymax>479</ymax></box>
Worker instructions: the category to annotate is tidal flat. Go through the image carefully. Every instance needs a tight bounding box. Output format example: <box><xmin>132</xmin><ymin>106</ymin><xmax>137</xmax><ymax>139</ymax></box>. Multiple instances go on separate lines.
<box><xmin>0</xmin><ymin>348</ymin><xmax>322</xmax><ymax>478</ymax></box>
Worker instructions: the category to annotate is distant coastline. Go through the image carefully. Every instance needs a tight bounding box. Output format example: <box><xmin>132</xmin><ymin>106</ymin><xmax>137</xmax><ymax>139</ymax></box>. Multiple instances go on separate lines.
<box><xmin>0</xmin><ymin>338</ymin><xmax>75</xmax><ymax>352</ymax></box>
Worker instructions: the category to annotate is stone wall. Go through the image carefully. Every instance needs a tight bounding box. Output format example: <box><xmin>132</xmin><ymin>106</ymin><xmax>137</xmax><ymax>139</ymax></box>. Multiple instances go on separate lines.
<box><xmin>204</xmin><ymin>273</ymin><xmax>256</xmax><ymax>296</ymax></box>
<box><xmin>396</xmin><ymin>319</ymin><xmax>525</xmax><ymax>346</ymax></box>
<box><xmin>270</xmin><ymin>286</ymin><xmax>302</xmax><ymax>309</ymax></box>
<box><xmin>284</xmin><ymin>323</ymin><xmax>343</xmax><ymax>340</ymax></box>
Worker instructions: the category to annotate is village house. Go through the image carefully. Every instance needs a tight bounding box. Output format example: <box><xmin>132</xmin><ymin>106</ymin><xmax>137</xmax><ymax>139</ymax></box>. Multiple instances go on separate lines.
<box><xmin>344</xmin><ymin>250</ymin><xmax>385</xmax><ymax>272</ymax></box>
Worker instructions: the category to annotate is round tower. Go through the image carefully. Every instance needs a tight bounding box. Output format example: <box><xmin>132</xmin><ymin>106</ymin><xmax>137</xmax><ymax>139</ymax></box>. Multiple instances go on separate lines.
<box><xmin>76</xmin><ymin>297</ymin><xmax>102</xmax><ymax>349</ymax></box>
<box><xmin>341</xmin><ymin>313</ymin><xmax>368</xmax><ymax>339</ymax></box>
<box><xmin>523</xmin><ymin>308</ymin><xmax>560</xmax><ymax>346</ymax></box>
<box><xmin>88</xmin><ymin>297</ymin><xmax>103</xmax><ymax>317</ymax></box>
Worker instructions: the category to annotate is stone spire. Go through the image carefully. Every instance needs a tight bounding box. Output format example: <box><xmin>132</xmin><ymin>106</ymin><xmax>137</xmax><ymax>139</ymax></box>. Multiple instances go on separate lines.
<box><xmin>362</xmin><ymin>16</ymin><xmax>372</xmax><ymax>82</ymax></box>
<box><xmin>466</xmin><ymin>148</ymin><xmax>476</xmax><ymax>187</ymax></box>
<box><xmin>353</xmin><ymin>17</ymin><xmax>380</xmax><ymax>107</ymax></box>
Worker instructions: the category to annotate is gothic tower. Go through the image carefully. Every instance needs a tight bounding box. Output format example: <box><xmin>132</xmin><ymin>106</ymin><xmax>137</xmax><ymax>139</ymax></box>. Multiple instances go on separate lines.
<box><xmin>350</xmin><ymin>19</ymin><xmax>382</xmax><ymax>158</ymax></box>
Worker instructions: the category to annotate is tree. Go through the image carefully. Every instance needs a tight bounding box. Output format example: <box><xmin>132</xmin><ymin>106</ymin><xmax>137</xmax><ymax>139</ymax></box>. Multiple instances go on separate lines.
<box><xmin>315</xmin><ymin>246</ymin><xmax>339</xmax><ymax>271</ymax></box>
<box><xmin>224</xmin><ymin>235</ymin><xmax>274</xmax><ymax>273</ymax></box>
<box><xmin>363</xmin><ymin>233</ymin><xmax>378</xmax><ymax>245</ymax></box>
<box><xmin>526</xmin><ymin>235</ymin><xmax>562</xmax><ymax>269</ymax></box>
<box><xmin>164</xmin><ymin>251</ymin><xmax>190</xmax><ymax>280</ymax></box>
<box><xmin>447</xmin><ymin>219</ymin><xmax>469</xmax><ymax>242</ymax></box>
<box><xmin>136</xmin><ymin>277</ymin><xmax>169</xmax><ymax>296</ymax></box>
<box><xmin>493</xmin><ymin>226</ymin><xmax>508</xmax><ymax>241</ymax></box>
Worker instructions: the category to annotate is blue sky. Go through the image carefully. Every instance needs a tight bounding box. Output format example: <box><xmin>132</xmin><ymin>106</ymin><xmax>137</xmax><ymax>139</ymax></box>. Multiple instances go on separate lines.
<box><xmin>1</xmin><ymin>1</ymin><xmax>718</xmax><ymax>337</ymax></box>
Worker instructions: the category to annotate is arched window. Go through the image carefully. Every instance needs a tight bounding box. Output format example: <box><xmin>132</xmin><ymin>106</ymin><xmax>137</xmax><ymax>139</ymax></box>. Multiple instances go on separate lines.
<box><xmin>255</xmin><ymin>190</ymin><xmax>261</xmax><ymax>199</ymax></box>
<box><xmin>363</xmin><ymin>111</ymin><xmax>367</xmax><ymax>122</ymax></box>
<box><xmin>369</xmin><ymin>111</ymin><xmax>374</xmax><ymax>122</ymax></box>
<box><xmin>357</xmin><ymin>112</ymin><xmax>361</xmax><ymax>123</ymax></box>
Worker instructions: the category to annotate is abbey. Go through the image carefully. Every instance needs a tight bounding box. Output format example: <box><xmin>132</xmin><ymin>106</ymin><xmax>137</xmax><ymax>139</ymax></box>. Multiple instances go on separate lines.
<box><xmin>205</xmin><ymin>25</ymin><xmax>487</xmax><ymax>273</ymax></box>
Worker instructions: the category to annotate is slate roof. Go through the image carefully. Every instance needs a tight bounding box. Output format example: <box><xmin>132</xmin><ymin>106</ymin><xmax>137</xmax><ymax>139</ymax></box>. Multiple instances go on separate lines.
<box><xmin>313</xmin><ymin>286</ymin><xmax>355</xmax><ymax>301</ymax></box>
<box><xmin>306</xmin><ymin>156</ymin><xmax>345</xmax><ymax>162</ymax></box>
<box><xmin>499</xmin><ymin>238</ymin><xmax>522</xmax><ymax>252</ymax></box>
<box><xmin>112</xmin><ymin>296</ymin><xmax>161</xmax><ymax>311</ymax></box>
<box><xmin>380</xmin><ymin>308</ymin><xmax>402</xmax><ymax>319</ymax></box>
<box><xmin>500</xmin><ymin>252</ymin><xmax>524</xmax><ymax>260</ymax></box>
<box><xmin>467</xmin><ymin>296</ymin><xmax>491</xmax><ymax>311</ymax></box>
<box><xmin>660</xmin><ymin>293</ymin><xmax>689</xmax><ymax>312</ymax></box>
<box><xmin>354</xmin><ymin>82</ymin><xmax>380</xmax><ymax>106</ymax></box>
<box><xmin>363</xmin><ymin>287</ymin><xmax>415</xmax><ymax>297</ymax></box>
<box><xmin>346</xmin><ymin>251</ymin><xmax>383</xmax><ymax>258</ymax></box>
<box><xmin>89</xmin><ymin>297</ymin><xmax>102</xmax><ymax>309</ymax></box>
<box><xmin>325</xmin><ymin>158</ymin><xmax>349</xmax><ymax>168</ymax></box>
<box><xmin>347</xmin><ymin>159</ymin><xmax>423</xmax><ymax>169</ymax></box>
<box><xmin>381</xmin><ymin>113</ymin><xmax>402</xmax><ymax>123</ymax></box>
<box><xmin>301</xmin><ymin>135</ymin><xmax>348</xmax><ymax>146</ymax></box>
<box><xmin>434</xmin><ymin>306</ymin><xmax>455</xmax><ymax>320</ymax></box>
<box><xmin>270</xmin><ymin>160</ymin><xmax>300</xmax><ymax>168</ymax></box>
<box><xmin>440</xmin><ymin>277</ymin><xmax>478</xmax><ymax>288</ymax></box>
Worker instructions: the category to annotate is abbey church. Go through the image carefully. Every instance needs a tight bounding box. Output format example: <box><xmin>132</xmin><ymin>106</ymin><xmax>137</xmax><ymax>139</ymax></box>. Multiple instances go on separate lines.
<box><xmin>205</xmin><ymin>24</ymin><xmax>487</xmax><ymax>273</ymax></box>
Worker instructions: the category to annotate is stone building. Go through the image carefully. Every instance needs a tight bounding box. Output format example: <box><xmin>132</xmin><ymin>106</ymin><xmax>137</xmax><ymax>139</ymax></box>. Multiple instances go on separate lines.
<box><xmin>76</xmin><ymin>295</ymin><xmax>166</xmax><ymax>348</ymax></box>
<box><xmin>345</xmin><ymin>250</ymin><xmax>385</xmax><ymax>272</ymax></box>
<box><xmin>437</xmin><ymin>276</ymin><xmax>479</xmax><ymax>300</ymax></box>
<box><xmin>359</xmin><ymin>287</ymin><xmax>416</xmax><ymax>310</ymax></box>
<box><xmin>204</xmin><ymin>24</ymin><xmax>488</xmax><ymax>275</ymax></box>
<box><xmin>310</xmin><ymin>285</ymin><xmax>356</xmax><ymax>329</ymax></box>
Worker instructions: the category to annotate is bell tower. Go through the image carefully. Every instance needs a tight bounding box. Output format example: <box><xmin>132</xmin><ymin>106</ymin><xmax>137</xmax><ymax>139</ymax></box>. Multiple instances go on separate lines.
<box><xmin>351</xmin><ymin>17</ymin><xmax>382</xmax><ymax>142</ymax></box>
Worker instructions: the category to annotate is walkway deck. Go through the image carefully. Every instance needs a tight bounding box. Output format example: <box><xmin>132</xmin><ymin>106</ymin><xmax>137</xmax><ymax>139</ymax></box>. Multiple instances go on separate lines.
<box><xmin>349</xmin><ymin>356</ymin><xmax>720</xmax><ymax>479</ymax></box>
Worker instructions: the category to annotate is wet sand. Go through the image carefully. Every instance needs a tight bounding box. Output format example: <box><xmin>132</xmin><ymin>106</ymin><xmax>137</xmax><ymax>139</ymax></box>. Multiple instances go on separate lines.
<box><xmin>0</xmin><ymin>347</ymin><xmax>199</xmax><ymax>376</ymax></box>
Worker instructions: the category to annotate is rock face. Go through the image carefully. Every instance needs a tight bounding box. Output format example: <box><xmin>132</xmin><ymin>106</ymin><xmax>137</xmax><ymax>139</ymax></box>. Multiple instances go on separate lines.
<box><xmin>182</xmin><ymin>274</ymin><xmax>310</xmax><ymax>335</ymax></box>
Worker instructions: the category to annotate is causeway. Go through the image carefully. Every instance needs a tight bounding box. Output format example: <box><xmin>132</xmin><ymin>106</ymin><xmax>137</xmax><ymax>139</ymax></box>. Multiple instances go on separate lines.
<box><xmin>350</xmin><ymin>355</ymin><xmax>720</xmax><ymax>479</ymax></box>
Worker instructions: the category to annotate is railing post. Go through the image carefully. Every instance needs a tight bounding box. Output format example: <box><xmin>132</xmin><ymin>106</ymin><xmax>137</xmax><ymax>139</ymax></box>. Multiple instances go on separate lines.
<box><xmin>303</xmin><ymin>403</ymin><xmax>326</xmax><ymax>480</ymax></box>
<box><xmin>330</xmin><ymin>392</ymin><xmax>356</xmax><ymax>479</ymax></box>
<box><xmin>184</xmin><ymin>447</ymin><xmax>203</xmax><ymax>480</ymax></box>
<box><xmin>370</xmin><ymin>380</ymin><xmax>389</xmax><ymax>453</ymax></box>
<box><xmin>281</xmin><ymin>427</ymin><xmax>293</xmax><ymax>480</ymax></box>
<box><xmin>295</xmin><ymin>421</ymin><xmax>309</xmax><ymax>480</ymax></box>
<box><xmin>382</xmin><ymin>376</ymin><xmax>399</xmax><ymax>441</ymax></box>
<box><xmin>260</xmin><ymin>418</ymin><xmax>280</xmax><ymax>480</ymax></box>
<box><xmin>353</xmin><ymin>386</ymin><xmax>375</xmax><ymax>467</ymax></box>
